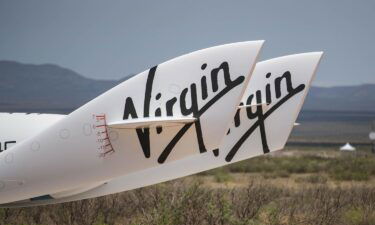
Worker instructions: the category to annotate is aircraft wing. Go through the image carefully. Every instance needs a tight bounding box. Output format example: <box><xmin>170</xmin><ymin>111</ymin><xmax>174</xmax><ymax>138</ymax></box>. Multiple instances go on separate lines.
<box><xmin>107</xmin><ymin>117</ymin><xmax>196</xmax><ymax>129</ymax></box>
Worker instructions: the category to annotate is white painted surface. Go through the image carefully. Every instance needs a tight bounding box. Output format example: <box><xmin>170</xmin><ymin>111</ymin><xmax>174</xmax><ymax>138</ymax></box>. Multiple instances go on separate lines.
<box><xmin>0</xmin><ymin>41</ymin><xmax>263</xmax><ymax>204</ymax></box>
<box><xmin>1</xmin><ymin>52</ymin><xmax>323</xmax><ymax>207</ymax></box>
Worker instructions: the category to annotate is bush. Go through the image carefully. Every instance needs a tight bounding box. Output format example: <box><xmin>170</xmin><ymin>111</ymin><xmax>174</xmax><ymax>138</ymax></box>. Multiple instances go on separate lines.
<box><xmin>2</xmin><ymin>181</ymin><xmax>375</xmax><ymax>225</ymax></box>
<box><xmin>328</xmin><ymin>156</ymin><xmax>374</xmax><ymax>181</ymax></box>
<box><xmin>204</xmin><ymin>152</ymin><xmax>375</xmax><ymax>181</ymax></box>
<box><xmin>214</xmin><ymin>170</ymin><xmax>233</xmax><ymax>183</ymax></box>
<box><xmin>223</xmin><ymin>155</ymin><xmax>331</xmax><ymax>174</ymax></box>
<box><xmin>344</xmin><ymin>207</ymin><xmax>375</xmax><ymax>225</ymax></box>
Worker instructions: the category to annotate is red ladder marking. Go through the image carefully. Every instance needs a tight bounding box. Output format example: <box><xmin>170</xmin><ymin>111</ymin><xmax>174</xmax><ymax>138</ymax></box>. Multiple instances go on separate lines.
<box><xmin>94</xmin><ymin>114</ymin><xmax>115</xmax><ymax>157</ymax></box>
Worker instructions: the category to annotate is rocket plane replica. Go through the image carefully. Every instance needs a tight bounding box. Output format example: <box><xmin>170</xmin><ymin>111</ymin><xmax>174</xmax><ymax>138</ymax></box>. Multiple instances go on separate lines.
<box><xmin>0</xmin><ymin>41</ymin><xmax>323</xmax><ymax>207</ymax></box>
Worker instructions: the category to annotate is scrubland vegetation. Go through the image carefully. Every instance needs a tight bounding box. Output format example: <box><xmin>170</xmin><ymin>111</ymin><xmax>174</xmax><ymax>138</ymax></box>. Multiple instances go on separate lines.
<box><xmin>207</xmin><ymin>147</ymin><xmax>375</xmax><ymax>182</ymax></box>
<box><xmin>1</xmin><ymin>146</ymin><xmax>375</xmax><ymax>225</ymax></box>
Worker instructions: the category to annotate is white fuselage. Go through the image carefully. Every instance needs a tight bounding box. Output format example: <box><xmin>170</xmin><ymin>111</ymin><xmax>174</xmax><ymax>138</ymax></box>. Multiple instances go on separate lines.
<box><xmin>0</xmin><ymin>113</ymin><xmax>64</xmax><ymax>153</ymax></box>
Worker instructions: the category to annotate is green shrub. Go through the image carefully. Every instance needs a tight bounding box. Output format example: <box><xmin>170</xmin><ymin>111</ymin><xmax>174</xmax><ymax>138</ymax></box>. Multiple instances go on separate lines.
<box><xmin>214</xmin><ymin>170</ymin><xmax>233</xmax><ymax>183</ymax></box>
<box><xmin>328</xmin><ymin>156</ymin><xmax>375</xmax><ymax>181</ymax></box>
<box><xmin>332</xmin><ymin>171</ymin><xmax>369</xmax><ymax>181</ymax></box>
<box><xmin>343</xmin><ymin>207</ymin><xmax>375</xmax><ymax>225</ymax></box>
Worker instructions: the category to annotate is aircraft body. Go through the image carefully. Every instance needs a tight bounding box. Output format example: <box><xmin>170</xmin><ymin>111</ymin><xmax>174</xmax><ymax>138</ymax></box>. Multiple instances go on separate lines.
<box><xmin>0</xmin><ymin>41</ymin><xmax>322</xmax><ymax>207</ymax></box>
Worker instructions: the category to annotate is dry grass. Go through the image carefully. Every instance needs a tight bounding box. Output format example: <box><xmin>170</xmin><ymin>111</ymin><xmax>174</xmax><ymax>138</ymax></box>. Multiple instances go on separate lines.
<box><xmin>1</xmin><ymin>180</ymin><xmax>375</xmax><ymax>225</ymax></box>
<box><xmin>1</xmin><ymin>146</ymin><xmax>375</xmax><ymax>225</ymax></box>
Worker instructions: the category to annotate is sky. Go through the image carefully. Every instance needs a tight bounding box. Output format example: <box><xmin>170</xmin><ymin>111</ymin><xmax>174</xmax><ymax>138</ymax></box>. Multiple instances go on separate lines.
<box><xmin>0</xmin><ymin>0</ymin><xmax>374</xmax><ymax>87</ymax></box>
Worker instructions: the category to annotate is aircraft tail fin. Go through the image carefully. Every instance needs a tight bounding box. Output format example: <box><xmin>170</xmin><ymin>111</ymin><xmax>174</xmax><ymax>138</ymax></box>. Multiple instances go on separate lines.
<box><xmin>0</xmin><ymin>41</ymin><xmax>264</xmax><ymax>204</ymax></box>
<box><xmin>223</xmin><ymin>52</ymin><xmax>323</xmax><ymax>162</ymax></box>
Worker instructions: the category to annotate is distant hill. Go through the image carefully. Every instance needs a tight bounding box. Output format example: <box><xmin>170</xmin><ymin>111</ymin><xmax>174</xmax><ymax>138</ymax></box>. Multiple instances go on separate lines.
<box><xmin>304</xmin><ymin>85</ymin><xmax>375</xmax><ymax>112</ymax></box>
<box><xmin>0</xmin><ymin>60</ymin><xmax>374</xmax><ymax>113</ymax></box>
<box><xmin>0</xmin><ymin>61</ymin><xmax>122</xmax><ymax>113</ymax></box>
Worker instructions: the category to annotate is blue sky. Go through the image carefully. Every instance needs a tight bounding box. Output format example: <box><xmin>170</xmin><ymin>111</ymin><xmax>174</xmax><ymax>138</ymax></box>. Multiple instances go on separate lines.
<box><xmin>0</xmin><ymin>0</ymin><xmax>374</xmax><ymax>86</ymax></box>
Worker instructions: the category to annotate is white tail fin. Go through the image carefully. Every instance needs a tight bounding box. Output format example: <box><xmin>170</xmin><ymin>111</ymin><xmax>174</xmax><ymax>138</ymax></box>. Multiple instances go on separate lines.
<box><xmin>0</xmin><ymin>41</ymin><xmax>263</xmax><ymax>204</ymax></box>
<box><xmin>223</xmin><ymin>51</ymin><xmax>323</xmax><ymax>162</ymax></box>
<box><xmin>2</xmin><ymin>52</ymin><xmax>322</xmax><ymax>207</ymax></box>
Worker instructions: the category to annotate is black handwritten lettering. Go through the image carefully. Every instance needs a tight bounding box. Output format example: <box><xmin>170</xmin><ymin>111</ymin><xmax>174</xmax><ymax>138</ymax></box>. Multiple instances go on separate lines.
<box><xmin>265</xmin><ymin>73</ymin><xmax>272</xmax><ymax>104</ymax></box>
<box><xmin>224</xmin><ymin>70</ymin><xmax>305</xmax><ymax>162</ymax></box>
<box><xmin>0</xmin><ymin>141</ymin><xmax>16</xmax><ymax>152</ymax></box>
<box><xmin>234</xmin><ymin>102</ymin><xmax>243</xmax><ymax>127</ymax></box>
<box><xmin>166</xmin><ymin>97</ymin><xmax>177</xmax><ymax>116</ymax></box>
<box><xmin>194</xmin><ymin>118</ymin><xmax>207</xmax><ymax>153</ymax></box>
<box><xmin>136</xmin><ymin>66</ymin><xmax>158</xmax><ymax>158</ymax></box>
<box><xmin>122</xmin><ymin>61</ymin><xmax>244</xmax><ymax>164</ymax></box>
<box><xmin>213</xmin><ymin>148</ymin><xmax>219</xmax><ymax>157</ymax></box>
<box><xmin>180</xmin><ymin>84</ymin><xmax>199</xmax><ymax>116</ymax></box>
<box><xmin>211</xmin><ymin>62</ymin><xmax>232</xmax><ymax>92</ymax></box>
<box><xmin>275</xmin><ymin>71</ymin><xmax>293</xmax><ymax>98</ymax></box>
<box><xmin>123</xmin><ymin>62</ymin><xmax>245</xmax><ymax>163</ymax></box>
<box><xmin>201</xmin><ymin>76</ymin><xmax>208</xmax><ymax>100</ymax></box>
<box><xmin>246</xmin><ymin>90</ymin><xmax>269</xmax><ymax>153</ymax></box>
<box><xmin>123</xmin><ymin>97</ymin><xmax>138</xmax><ymax>119</ymax></box>
<box><xmin>157</xmin><ymin>62</ymin><xmax>244</xmax><ymax>163</ymax></box>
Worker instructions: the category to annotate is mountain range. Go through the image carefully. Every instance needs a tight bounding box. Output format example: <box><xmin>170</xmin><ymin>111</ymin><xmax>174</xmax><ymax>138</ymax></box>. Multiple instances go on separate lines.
<box><xmin>0</xmin><ymin>60</ymin><xmax>374</xmax><ymax>113</ymax></box>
